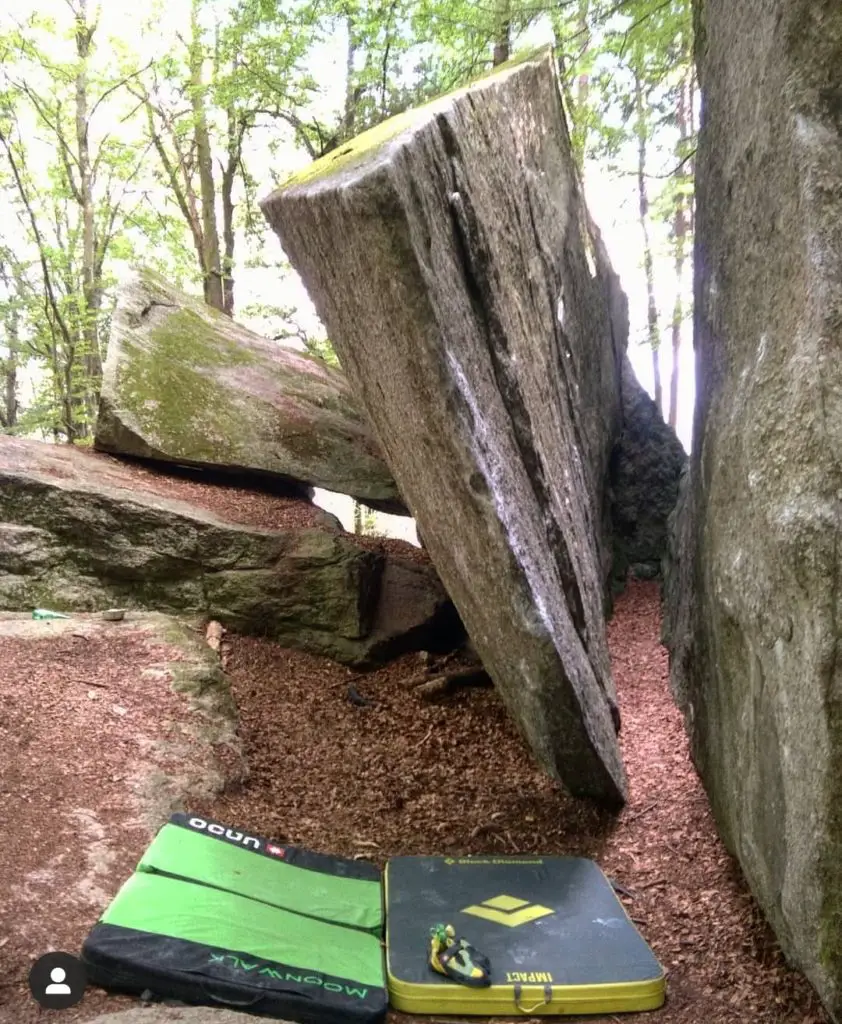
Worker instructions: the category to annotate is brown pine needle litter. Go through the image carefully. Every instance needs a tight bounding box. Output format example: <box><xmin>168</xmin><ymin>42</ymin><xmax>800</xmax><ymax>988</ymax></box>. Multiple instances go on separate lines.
<box><xmin>0</xmin><ymin>577</ymin><xmax>828</xmax><ymax>1023</ymax></box>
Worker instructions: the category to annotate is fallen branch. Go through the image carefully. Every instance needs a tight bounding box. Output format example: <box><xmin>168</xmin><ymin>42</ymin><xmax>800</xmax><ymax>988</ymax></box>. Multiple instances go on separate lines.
<box><xmin>469</xmin><ymin>822</ymin><xmax>503</xmax><ymax>841</ymax></box>
<box><xmin>638</xmin><ymin>877</ymin><xmax>667</xmax><ymax>891</ymax></box>
<box><xmin>414</xmin><ymin>667</ymin><xmax>492</xmax><ymax>701</ymax></box>
<box><xmin>411</xmin><ymin>724</ymin><xmax>434</xmax><ymax>749</ymax></box>
<box><xmin>626</xmin><ymin>800</ymin><xmax>659</xmax><ymax>823</ymax></box>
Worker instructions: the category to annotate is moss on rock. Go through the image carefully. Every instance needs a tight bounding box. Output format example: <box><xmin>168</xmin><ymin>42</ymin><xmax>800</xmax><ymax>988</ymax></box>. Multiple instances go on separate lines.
<box><xmin>118</xmin><ymin>307</ymin><xmax>258</xmax><ymax>463</ymax></box>
<box><xmin>95</xmin><ymin>268</ymin><xmax>404</xmax><ymax>511</ymax></box>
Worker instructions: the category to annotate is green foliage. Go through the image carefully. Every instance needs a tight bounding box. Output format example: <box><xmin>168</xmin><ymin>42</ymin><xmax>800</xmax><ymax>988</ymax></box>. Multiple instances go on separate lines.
<box><xmin>0</xmin><ymin>0</ymin><xmax>696</xmax><ymax>437</ymax></box>
<box><xmin>303</xmin><ymin>334</ymin><xmax>340</xmax><ymax>368</ymax></box>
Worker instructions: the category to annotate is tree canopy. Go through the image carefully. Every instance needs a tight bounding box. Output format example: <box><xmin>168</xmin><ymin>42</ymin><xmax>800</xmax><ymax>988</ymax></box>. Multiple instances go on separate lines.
<box><xmin>0</xmin><ymin>0</ymin><xmax>694</xmax><ymax>442</ymax></box>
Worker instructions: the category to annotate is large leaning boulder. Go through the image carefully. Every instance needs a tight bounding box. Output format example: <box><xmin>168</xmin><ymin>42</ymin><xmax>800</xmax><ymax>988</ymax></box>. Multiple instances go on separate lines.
<box><xmin>664</xmin><ymin>1</ymin><xmax>842</xmax><ymax>1017</ymax></box>
<box><xmin>261</xmin><ymin>48</ymin><xmax>629</xmax><ymax>805</ymax></box>
<box><xmin>0</xmin><ymin>437</ymin><xmax>457</xmax><ymax>666</ymax></box>
<box><xmin>95</xmin><ymin>267</ymin><xmax>405</xmax><ymax>514</ymax></box>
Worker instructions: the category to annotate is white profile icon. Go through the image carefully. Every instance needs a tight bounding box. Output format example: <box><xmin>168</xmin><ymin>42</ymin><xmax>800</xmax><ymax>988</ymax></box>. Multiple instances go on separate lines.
<box><xmin>45</xmin><ymin>967</ymin><xmax>71</xmax><ymax>995</ymax></box>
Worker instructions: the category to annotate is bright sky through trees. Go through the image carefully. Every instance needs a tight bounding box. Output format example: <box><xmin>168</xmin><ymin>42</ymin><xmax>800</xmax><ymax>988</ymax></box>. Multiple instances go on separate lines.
<box><xmin>0</xmin><ymin>0</ymin><xmax>695</xmax><ymax>462</ymax></box>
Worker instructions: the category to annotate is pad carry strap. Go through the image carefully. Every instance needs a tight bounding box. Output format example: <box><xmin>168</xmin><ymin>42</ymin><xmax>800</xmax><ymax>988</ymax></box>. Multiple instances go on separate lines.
<box><xmin>513</xmin><ymin>982</ymin><xmax>553</xmax><ymax>1014</ymax></box>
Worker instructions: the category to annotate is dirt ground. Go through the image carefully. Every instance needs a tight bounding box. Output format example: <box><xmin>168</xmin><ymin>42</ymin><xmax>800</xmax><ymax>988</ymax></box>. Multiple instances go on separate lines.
<box><xmin>0</xmin><ymin>580</ymin><xmax>828</xmax><ymax>1024</ymax></box>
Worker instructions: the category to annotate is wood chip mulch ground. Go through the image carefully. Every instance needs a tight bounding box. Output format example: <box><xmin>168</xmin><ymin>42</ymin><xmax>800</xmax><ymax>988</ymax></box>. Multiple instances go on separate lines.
<box><xmin>0</xmin><ymin>581</ymin><xmax>828</xmax><ymax>1024</ymax></box>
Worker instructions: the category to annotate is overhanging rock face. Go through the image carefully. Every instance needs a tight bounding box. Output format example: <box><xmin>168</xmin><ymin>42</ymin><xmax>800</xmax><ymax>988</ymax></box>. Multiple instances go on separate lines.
<box><xmin>664</xmin><ymin>0</ymin><xmax>842</xmax><ymax>1017</ymax></box>
<box><xmin>261</xmin><ymin>48</ymin><xmax>628</xmax><ymax>805</ymax></box>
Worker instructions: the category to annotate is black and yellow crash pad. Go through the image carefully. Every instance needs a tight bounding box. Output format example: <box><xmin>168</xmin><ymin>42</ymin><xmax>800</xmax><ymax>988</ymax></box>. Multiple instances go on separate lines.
<box><xmin>81</xmin><ymin>814</ymin><xmax>387</xmax><ymax>1024</ymax></box>
<box><xmin>385</xmin><ymin>855</ymin><xmax>666</xmax><ymax>1016</ymax></box>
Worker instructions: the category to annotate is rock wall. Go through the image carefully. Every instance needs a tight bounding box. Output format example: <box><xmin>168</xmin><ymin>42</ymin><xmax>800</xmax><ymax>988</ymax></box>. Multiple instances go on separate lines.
<box><xmin>665</xmin><ymin>1</ymin><xmax>842</xmax><ymax>1016</ymax></box>
<box><xmin>610</xmin><ymin>358</ymin><xmax>686</xmax><ymax>585</ymax></box>
<box><xmin>261</xmin><ymin>48</ymin><xmax>629</xmax><ymax>805</ymax></box>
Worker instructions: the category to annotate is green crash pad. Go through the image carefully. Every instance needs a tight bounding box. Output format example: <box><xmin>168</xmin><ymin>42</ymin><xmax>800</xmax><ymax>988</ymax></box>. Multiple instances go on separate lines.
<box><xmin>385</xmin><ymin>855</ymin><xmax>666</xmax><ymax>1016</ymax></box>
<box><xmin>138</xmin><ymin>813</ymin><xmax>383</xmax><ymax>934</ymax></box>
<box><xmin>81</xmin><ymin>814</ymin><xmax>387</xmax><ymax>1024</ymax></box>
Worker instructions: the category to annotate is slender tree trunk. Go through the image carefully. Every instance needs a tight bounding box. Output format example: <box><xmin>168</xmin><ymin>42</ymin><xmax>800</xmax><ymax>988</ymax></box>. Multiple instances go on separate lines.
<box><xmin>74</xmin><ymin>0</ymin><xmax>101</xmax><ymax>434</ymax></box>
<box><xmin>572</xmin><ymin>0</ymin><xmax>590</xmax><ymax>161</ymax></box>
<box><xmin>189</xmin><ymin>0</ymin><xmax>225</xmax><ymax>312</ymax></box>
<box><xmin>0</xmin><ymin>262</ymin><xmax>19</xmax><ymax>430</ymax></box>
<box><xmin>634</xmin><ymin>72</ymin><xmax>662</xmax><ymax>413</ymax></box>
<box><xmin>688</xmin><ymin>73</ymin><xmax>696</xmax><ymax>238</ymax></box>
<box><xmin>668</xmin><ymin>72</ymin><xmax>692</xmax><ymax>430</ymax></box>
<box><xmin>3</xmin><ymin>353</ymin><xmax>16</xmax><ymax>429</ymax></box>
<box><xmin>342</xmin><ymin>15</ymin><xmax>358</xmax><ymax>140</ymax></box>
<box><xmin>60</xmin><ymin>340</ymin><xmax>75</xmax><ymax>442</ymax></box>
<box><xmin>492</xmin><ymin>0</ymin><xmax>511</xmax><ymax>66</ymax></box>
<box><xmin>221</xmin><ymin>105</ymin><xmax>239</xmax><ymax>317</ymax></box>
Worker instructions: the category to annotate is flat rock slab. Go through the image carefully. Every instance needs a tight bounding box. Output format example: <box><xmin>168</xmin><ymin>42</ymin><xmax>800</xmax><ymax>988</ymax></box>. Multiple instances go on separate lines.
<box><xmin>95</xmin><ymin>267</ymin><xmax>404</xmax><ymax>513</ymax></box>
<box><xmin>0</xmin><ymin>436</ymin><xmax>454</xmax><ymax>666</ymax></box>
<box><xmin>262</xmin><ymin>48</ymin><xmax>627</xmax><ymax>804</ymax></box>
<box><xmin>663</xmin><ymin>1</ymin><xmax>842</xmax><ymax>1018</ymax></box>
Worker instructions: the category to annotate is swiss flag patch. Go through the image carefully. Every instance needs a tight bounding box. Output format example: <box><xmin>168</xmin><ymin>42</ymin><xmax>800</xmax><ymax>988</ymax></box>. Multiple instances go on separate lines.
<box><xmin>266</xmin><ymin>843</ymin><xmax>285</xmax><ymax>857</ymax></box>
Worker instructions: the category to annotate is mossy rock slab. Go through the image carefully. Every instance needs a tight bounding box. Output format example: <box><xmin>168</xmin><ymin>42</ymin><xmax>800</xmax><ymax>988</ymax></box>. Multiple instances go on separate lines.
<box><xmin>94</xmin><ymin>267</ymin><xmax>404</xmax><ymax>514</ymax></box>
<box><xmin>261</xmin><ymin>48</ymin><xmax>628</xmax><ymax>805</ymax></box>
<box><xmin>0</xmin><ymin>437</ymin><xmax>447</xmax><ymax>665</ymax></box>
<box><xmin>663</xmin><ymin>1</ymin><xmax>842</xmax><ymax>1018</ymax></box>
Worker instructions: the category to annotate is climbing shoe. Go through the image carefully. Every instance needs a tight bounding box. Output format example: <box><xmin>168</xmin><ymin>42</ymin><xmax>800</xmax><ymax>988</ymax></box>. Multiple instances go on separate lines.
<box><xmin>428</xmin><ymin>923</ymin><xmax>491</xmax><ymax>987</ymax></box>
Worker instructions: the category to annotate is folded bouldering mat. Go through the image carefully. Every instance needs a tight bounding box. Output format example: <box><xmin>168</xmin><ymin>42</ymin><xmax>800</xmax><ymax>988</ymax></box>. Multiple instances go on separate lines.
<box><xmin>384</xmin><ymin>855</ymin><xmax>665</xmax><ymax>1016</ymax></box>
<box><xmin>81</xmin><ymin>814</ymin><xmax>387</xmax><ymax>1024</ymax></box>
<box><xmin>137</xmin><ymin>813</ymin><xmax>383</xmax><ymax>935</ymax></box>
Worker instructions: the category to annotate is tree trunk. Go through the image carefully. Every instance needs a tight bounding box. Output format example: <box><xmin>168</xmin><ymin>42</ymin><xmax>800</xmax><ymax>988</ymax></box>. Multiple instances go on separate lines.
<box><xmin>342</xmin><ymin>15</ymin><xmax>358</xmax><ymax>140</ymax></box>
<box><xmin>688</xmin><ymin>73</ymin><xmax>696</xmax><ymax>238</ymax></box>
<box><xmin>221</xmin><ymin>105</ymin><xmax>239</xmax><ymax>317</ymax></box>
<box><xmin>572</xmin><ymin>0</ymin><xmax>590</xmax><ymax>162</ymax></box>
<box><xmin>74</xmin><ymin>0</ymin><xmax>101</xmax><ymax>433</ymax></box>
<box><xmin>189</xmin><ymin>0</ymin><xmax>225</xmax><ymax>313</ymax></box>
<box><xmin>0</xmin><ymin>261</ymin><xmax>19</xmax><ymax>430</ymax></box>
<box><xmin>634</xmin><ymin>72</ymin><xmax>662</xmax><ymax>414</ymax></box>
<box><xmin>492</xmin><ymin>0</ymin><xmax>511</xmax><ymax>66</ymax></box>
<box><xmin>668</xmin><ymin>72</ymin><xmax>692</xmax><ymax>431</ymax></box>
